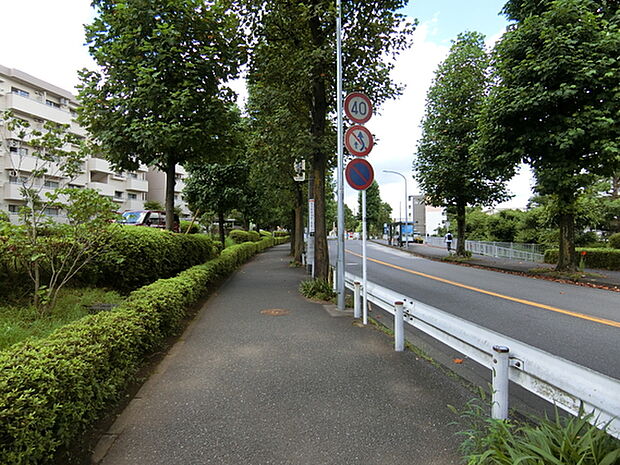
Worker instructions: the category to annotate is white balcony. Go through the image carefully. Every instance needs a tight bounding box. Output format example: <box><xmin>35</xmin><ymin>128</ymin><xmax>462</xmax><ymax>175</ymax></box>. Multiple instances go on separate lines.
<box><xmin>88</xmin><ymin>157</ymin><xmax>113</xmax><ymax>174</ymax></box>
<box><xmin>4</xmin><ymin>183</ymin><xmax>24</xmax><ymax>200</ymax></box>
<box><xmin>5</xmin><ymin>93</ymin><xmax>72</xmax><ymax>125</ymax></box>
<box><xmin>125</xmin><ymin>178</ymin><xmax>148</xmax><ymax>192</ymax></box>
<box><xmin>88</xmin><ymin>181</ymin><xmax>114</xmax><ymax>198</ymax></box>
<box><xmin>123</xmin><ymin>199</ymin><xmax>145</xmax><ymax>211</ymax></box>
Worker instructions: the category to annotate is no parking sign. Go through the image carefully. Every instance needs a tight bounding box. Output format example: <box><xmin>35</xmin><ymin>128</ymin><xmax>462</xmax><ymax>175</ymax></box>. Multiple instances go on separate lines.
<box><xmin>345</xmin><ymin>158</ymin><xmax>374</xmax><ymax>191</ymax></box>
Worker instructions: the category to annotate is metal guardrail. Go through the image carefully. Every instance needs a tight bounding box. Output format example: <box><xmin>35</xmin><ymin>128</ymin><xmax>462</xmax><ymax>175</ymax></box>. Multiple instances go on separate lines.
<box><xmin>424</xmin><ymin>237</ymin><xmax>545</xmax><ymax>263</ymax></box>
<box><xmin>343</xmin><ymin>271</ymin><xmax>620</xmax><ymax>438</ymax></box>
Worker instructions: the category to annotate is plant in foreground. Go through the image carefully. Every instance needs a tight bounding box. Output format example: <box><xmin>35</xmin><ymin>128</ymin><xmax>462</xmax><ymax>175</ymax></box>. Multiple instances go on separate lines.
<box><xmin>299</xmin><ymin>279</ymin><xmax>335</xmax><ymax>302</ymax></box>
<box><xmin>451</xmin><ymin>397</ymin><xmax>620</xmax><ymax>465</ymax></box>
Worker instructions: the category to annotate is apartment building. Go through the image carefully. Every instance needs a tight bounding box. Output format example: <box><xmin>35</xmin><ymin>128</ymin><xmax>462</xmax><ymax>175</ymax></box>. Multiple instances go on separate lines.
<box><xmin>0</xmin><ymin>64</ymin><xmax>165</xmax><ymax>219</ymax></box>
<box><xmin>146</xmin><ymin>165</ymin><xmax>191</xmax><ymax>217</ymax></box>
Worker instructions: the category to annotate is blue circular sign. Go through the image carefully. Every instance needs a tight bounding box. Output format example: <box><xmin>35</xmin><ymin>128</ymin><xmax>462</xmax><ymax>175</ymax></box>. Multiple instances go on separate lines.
<box><xmin>345</xmin><ymin>158</ymin><xmax>374</xmax><ymax>191</ymax></box>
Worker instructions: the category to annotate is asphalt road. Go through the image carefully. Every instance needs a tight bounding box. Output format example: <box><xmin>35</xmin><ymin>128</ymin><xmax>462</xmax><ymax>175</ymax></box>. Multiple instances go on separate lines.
<box><xmin>329</xmin><ymin>240</ymin><xmax>620</xmax><ymax>380</ymax></box>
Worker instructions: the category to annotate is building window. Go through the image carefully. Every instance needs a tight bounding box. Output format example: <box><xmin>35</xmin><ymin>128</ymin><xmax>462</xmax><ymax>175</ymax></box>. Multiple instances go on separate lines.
<box><xmin>68</xmin><ymin>184</ymin><xmax>82</xmax><ymax>189</ymax></box>
<box><xmin>44</xmin><ymin>207</ymin><xmax>59</xmax><ymax>216</ymax></box>
<box><xmin>128</xmin><ymin>172</ymin><xmax>138</xmax><ymax>179</ymax></box>
<box><xmin>9</xmin><ymin>147</ymin><xmax>28</xmax><ymax>156</ymax></box>
<box><xmin>9</xmin><ymin>175</ymin><xmax>26</xmax><ymax>184</ymax></box>
<box><xmin>11</xmin><ymin>87</ymin><xmax>29</xmax><ymax>98</ymax></box>
<box><xmin>45</xmin><ymin>100</ymin><xmax>60</xmax><ymax>109</ymax></box>
<box><xmin>128</xmin><ymin>193</ymin><xmax>137</xmax><ymax>200</ymax></box>
<box><xmin>8</xmin><ymin>204</ymin><xmax>20</xmax><ymax>213</ymax></box>
<box><xmin>44</xmin><ymin>180</ymin><xmax>59</xmax><ymax>189</ymax></box>
<box><xmin>114</xmin><ymin>191</ymin><xmax>124</xmax><ymax>199</ymax></box>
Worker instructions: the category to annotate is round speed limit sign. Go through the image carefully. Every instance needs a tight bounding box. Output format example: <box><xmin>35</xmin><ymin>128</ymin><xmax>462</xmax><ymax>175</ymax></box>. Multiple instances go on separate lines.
<box><xmin>344</xmin><ymin>92</ymin><xmax>373</xmax><ymax>124</ymax></box>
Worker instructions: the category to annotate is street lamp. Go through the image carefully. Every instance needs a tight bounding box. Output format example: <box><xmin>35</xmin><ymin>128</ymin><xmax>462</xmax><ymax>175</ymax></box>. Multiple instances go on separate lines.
<box><xmin>383</xmin><ymin>170</ymin><xmax>409</xmax><ymax>249</ymax></box>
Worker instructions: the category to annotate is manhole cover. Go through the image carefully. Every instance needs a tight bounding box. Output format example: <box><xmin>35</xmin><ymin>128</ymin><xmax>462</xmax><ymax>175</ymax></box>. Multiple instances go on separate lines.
<box><xmin>260</xmin><ymin>309</ymin><xmax>290</xmax><ymax>316</ymax></box>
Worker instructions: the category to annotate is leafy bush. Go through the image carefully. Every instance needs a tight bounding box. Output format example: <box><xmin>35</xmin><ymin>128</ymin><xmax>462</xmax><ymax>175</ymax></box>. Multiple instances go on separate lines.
<box><xmin>179</xmin><ymin>220</ymin><xmax>201</xmax><ymax>234</ymax></box>
<box><xmin>273</xmin><ymin>230</ymin><xmax>289</xmax><ymax>237</ymax></box>
<box><xmin>0</xmin><ymin>235</ymin><xmax>287</xmax><ymax>464</ymax></box>
<box><xmin>609</xmin><ymin>233</ymin><xmax>620</xmax><ymax>249</ymax></box>
<box><xmin>82</xmin><ymin>227</ymin><xmax>218</xmax><ymax>292</ymax></box>
<box><xmin>259</xmin><ymin>230</ymin><xmax>272</xmax><ymax>237</ymax></box>
<box><xmin>299</xmin><ymin>279</ymin><xmax>335</xmax><ymax>302</ymax></box>
<box><xmin>228</xmin><ymin>229</ymin><xmax>261</xmax><ymax>244</ymax></box>
<box><xmin>544</xmin><ymin>248</ymin><xmax>620</xmax><ymax>271</ymax></box>
<box><xmin>453</xmin><ymin>399</ymin><xmax>620</xmax><ymax>465</ymax></box>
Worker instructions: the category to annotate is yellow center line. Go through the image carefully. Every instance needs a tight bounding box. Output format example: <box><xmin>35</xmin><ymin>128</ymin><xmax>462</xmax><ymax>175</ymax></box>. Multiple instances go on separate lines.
<box><xmin>346</xmin><ymin>249</ymin><xmax>620</xmax><ymax>329</ymax></box>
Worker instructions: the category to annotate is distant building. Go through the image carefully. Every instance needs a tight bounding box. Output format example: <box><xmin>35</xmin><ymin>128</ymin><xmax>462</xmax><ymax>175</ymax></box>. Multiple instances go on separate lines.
<box><xmin>406</xmin><ymin>195</ymin><xmax>447</xmax><ymax>236</ymax></box>
<box><xmin>146</xmin><ymin>166</ymin><xmax>190</xmax><ymax>217</ymax></box>
<box><xmin>0</xmin><ymin>64</ymin><xmax>187</xmax><ymax>220</ymax></box>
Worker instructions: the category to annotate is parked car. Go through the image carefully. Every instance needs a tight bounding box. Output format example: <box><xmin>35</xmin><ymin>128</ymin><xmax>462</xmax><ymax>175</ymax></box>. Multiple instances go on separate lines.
<box><xmin>119</xmin><ymin>210</ymin><xmax>180</xmax><ymax>232</ymax></box>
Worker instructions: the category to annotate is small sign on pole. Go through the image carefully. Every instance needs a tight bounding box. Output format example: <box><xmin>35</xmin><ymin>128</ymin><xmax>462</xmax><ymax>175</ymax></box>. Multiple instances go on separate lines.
<box><xmin>344</xmin><ymin>92</ymin><xmax>373</xmax><ymax>124</ymax></box>
<box><xmin>344</xmin><ymin>125</ymin><xmax>374</xmax><ymax>157</ymax></box>
<box><xmin>345</xmin><ymin>158</ymin><xmax>374</xmax><ymax>191</ymax></box>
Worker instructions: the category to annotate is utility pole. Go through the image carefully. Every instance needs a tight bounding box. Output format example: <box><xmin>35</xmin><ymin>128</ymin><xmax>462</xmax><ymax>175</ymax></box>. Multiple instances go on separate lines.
<box><xmin>336</xmin><ymin>0</ymin><xmax>345</xmax><ymax>310</ymax></box>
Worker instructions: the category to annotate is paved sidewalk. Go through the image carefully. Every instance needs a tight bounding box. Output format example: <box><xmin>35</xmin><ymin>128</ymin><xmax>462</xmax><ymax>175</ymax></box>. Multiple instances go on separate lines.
<box><xmin>94</xmin><ymin>245</ymin><xmax>473</xmax><ymax>465</ymax></box>
<box><xmin>372</xmin><ymin>239</ymin><xmax>620</xmax><ymax>290</ymax></box>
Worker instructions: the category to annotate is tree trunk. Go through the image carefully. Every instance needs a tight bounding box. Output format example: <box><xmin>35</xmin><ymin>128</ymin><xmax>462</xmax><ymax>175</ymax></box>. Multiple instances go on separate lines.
<box><xmin>294</xmin><ymin>183</ymin><xmax>304</xmax><ymax>263</ymax></box>
<box><xmin>290</xmin><ymin>208</ymin><xmax>296</xmax><ymax>256</ymax></box>
<box><xmin>557</xmin><ymin>212</ymin><xmax>576</xmax><ymax>271</ymax></box>
<box><xmin>165</xmin><ymin>158</ymin><xmax>177</xmax><ymax>231</ymax></box>
<box><xmin>456</xmin><ymin>199</ymin><xmax>466</xmax><ymax>256</ymax></box>
<box><xmin>308</xmin><ymin>10</ymin><xmax>329</xmax><ymax>280</ymax></box>
<box><xmin>218</xmin><ymin>210</ymin><xmax>226</xmax><ymax>247</ymax></box>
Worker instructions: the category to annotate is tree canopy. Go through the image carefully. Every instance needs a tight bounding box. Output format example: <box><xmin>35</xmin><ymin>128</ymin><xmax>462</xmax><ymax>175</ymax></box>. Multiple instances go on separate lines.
<box><xmin>78</xmin><ymin>0</ymin><xmax>245</xmax><ymax>229</ymax></box>
<box><xmin>414</xmin><ymin>31</ymin><xmax>506</xmax><ymax>256</ymax></box>
<box><xmin>477</xmin><ymin>0</ymin><xmax>620</xmax><ymax>269</ymax></box>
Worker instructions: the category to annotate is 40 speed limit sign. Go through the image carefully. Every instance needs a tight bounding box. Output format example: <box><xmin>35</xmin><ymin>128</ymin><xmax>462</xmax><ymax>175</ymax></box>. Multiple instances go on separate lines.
<box><xmin>344</xmin><ymin>92</ymin><xmax>373</xmax><ymax>124</ymax></box>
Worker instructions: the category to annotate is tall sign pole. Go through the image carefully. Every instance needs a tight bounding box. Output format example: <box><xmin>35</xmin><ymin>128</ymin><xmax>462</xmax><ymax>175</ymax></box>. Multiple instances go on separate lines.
<box><xmin>336</xmin><ymin>0</ymin><xmax>345</xmax><ymax>310</ymax></box>
<box><xmin>361</xmin><ymin>188</ymin><xmax>368</xmax><ymax>325</ymax></box>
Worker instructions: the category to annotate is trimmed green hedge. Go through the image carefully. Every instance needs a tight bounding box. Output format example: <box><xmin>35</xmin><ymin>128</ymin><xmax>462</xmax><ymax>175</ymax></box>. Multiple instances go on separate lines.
<box><xmin>273</xmin><ymin>230</ymin><xmax>289</xmax><ymax>237</ymax></box>
<box><xmin>84</xmin><ymin>226</ymin><xmax>218</xmax><ymax>292</ymax></box>
<box><xmin>0</xmin><ymin>235</ymin><xmax>288</xmax><ymax>464</ymax></box>
<box><xmin>228</xmin><ymin>229</ymin><xmax>261</xmax><ymax>244</ymax></box>
<box><xmin>544</xmin><ymin>248</ymin><xmax>620</xmax><ymax>271</ymax></box>
<box><xmin>609</xmin><ymin>233</ymin><xmax>620</xmax><ymax>249</ymax></box>
<box><xmin>179</xmin><ymin>220</ymin><xmax>201</xmax><ymax>234</ymax></box>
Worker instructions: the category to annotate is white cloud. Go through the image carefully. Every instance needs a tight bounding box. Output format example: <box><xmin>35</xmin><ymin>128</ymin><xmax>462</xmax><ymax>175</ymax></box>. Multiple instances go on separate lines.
<box><xmin>0</xmin><ymin>0</ymin><xmax>96</xmax><ymax>93</ymax></box>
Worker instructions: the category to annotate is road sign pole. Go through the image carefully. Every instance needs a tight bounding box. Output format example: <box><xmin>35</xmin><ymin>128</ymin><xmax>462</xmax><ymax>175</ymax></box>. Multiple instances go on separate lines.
<box><xmin>336</xmin><ymin>0</ymin><xmax>345</xmax><ymax>310</ymax></box>
<box><xmin>362</xmin><ymin>188</ymin><xmax>368</xmax><ymax>325</ymax></box>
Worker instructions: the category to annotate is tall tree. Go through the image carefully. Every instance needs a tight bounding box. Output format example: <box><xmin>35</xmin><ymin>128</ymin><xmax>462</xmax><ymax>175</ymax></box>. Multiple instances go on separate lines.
<box><xmin>357</xmin><ymin>181</ymin><xmax>391</xmax><ymax>236</ymax></box>
<box><xmin>240</xmin><ymin>0</ymin><xmax>414</xmax><ymax>279</ymax></box>
<box><xmin>414</xmin><ymin>32</ymin><xmax>507</xmax><ymax>256</ymax></box>
<box><xmin>477</xmin><ymin>0</ymin><xmax>620</xmax><ymax>270</ymax></box>
<box><xmin>78</xmin><ymin>0</ymin><xmax>245</xmax><ymax>230</ymax></box>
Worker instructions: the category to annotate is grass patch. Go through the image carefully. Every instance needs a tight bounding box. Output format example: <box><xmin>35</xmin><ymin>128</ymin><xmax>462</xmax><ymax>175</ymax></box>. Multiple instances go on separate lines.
<box><xmin>299</xmin><ymin>278</ymin><xmax>336</xmax><ymax>302</ymax></box>
<box><xmin>528</xmin><ymin>268</ymin><xmax>605</xmax><ymax>281</ymax></box>
<box><xmin>451</xmin><ymin>397</ymin><xmax>620</xmax><ymax>465</ymax></box>
<box><xmin>0</xmin><ymin>287</ymin><xmax>123</xmax><ymax>351</ymax></box>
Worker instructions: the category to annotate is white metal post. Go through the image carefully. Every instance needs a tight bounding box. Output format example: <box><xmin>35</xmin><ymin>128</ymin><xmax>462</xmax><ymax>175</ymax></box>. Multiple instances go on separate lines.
<box><xmin>492</xmin><ymin>345</ymin><xmax>510</xmax><ymax>420</ymax></box>
<box><xmin>354</xmin><ymin>281</ymin><xmax>361</xmax><ymax>319</ymax></box>
<box><xmin>336</xmin><ymin>0</ymin><xmax>345</xmax><ymax>310</ymax></box>
<box><xmin>362</xmin><ymin>189</ymin><xmax>368</xmax><ymax>325</ymax></box>
<box><xmin>394</xmin><ymin>301</ymin><xmax>404</xmax><ymax>351</ymax></box>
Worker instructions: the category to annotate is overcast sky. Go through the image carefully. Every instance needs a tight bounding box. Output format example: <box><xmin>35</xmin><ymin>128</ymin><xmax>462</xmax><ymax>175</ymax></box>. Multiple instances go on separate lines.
<box><xmin>0</xmin><ymin>0</ymin><xmax>534</xmax><ymax>217</ymax></box>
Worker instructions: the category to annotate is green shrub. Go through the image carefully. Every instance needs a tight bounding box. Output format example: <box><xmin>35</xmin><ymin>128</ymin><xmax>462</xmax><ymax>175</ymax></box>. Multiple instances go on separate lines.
<box><xmin>247</xmin><ymin>230</ymin><xmax>260</xmax><ymax>242</ymax></box>
<box><xmin>453</xmin><ymin>398</ymin><xmax>620</xmax><ymax>465</ymax></box>
<box><xmin>179</xmin><ymin>220</ymin><xmax>200</xmax><ymax>234</ymax></box>
<box><xmin>82</xmin><ymin>227</ymin><xmax>218</xmax><ymax>292</ymax></box>
<box><xmin>273</xmin><ymin>230</ymin><xmax>288</xmax><ymax>237</ymax></box>
<box><xmin>0</xmin><ymin>235</ymin><xmax>283</xmax><ymax>464</ymax></box>
<box><xmin>299</xmin><ymin>278</ymin><xmax>335</xmax><ymax>301</ymax></box>
<box><xmin>259</xmin><ymin>230</ymin><xmax>272</xmax><ymax>237</ymax></box>
<box><xmin>544</xmin><ymin>248</ymin><xmax>620</xmax><ymax>271</ymax></box>
<box><xmin>228</xmin><ymin>229</ymin><xmax>250</xmax><ymax>244</ymax></box>
<box><xmin>609</xmin><ymin>233</ymin><xmax>620</xmax><ymax>249</ymax></box>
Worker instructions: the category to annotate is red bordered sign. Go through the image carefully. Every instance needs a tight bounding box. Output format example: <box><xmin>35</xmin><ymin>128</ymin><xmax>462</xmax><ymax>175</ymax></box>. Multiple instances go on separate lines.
<box><xmin>344</xmin><ymin>125</ymin><xmax>374</xmax><ymax>157</ymax></box>
<box><xmin>345</xmin><ymin>158</ymin><xmax>374</xmax><ymax>191</ymax></box>
<box><xmin>344</xmin><ymin>92</ymin><xmax>373</xmax><ymax>124</ymax></box>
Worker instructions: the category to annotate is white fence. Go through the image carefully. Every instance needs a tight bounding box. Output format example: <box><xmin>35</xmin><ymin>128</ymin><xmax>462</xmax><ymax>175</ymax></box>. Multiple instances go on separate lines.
<box><xmin>424</xmin><ymin>237</ymin><xmax>545</xmax><ymax>263</ymax></box>
<box><xmin>343</xmin><ymin>271</ymin><xmax>620</xmax><ymax>438</ymax></box>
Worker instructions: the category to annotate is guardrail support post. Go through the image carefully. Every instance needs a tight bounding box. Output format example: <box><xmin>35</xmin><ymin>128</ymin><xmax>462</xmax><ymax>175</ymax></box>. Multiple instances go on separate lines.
<box><xmin>354</xmin><ymin>282</ymin><xmax>361</xmax><ymax>319</ymax></box>
<box><xmin>492</xmin><ymin>345</ymin><xmax>510</xmax><ymax>420</ymax></box>
<box><xmin>394</xmin><ymin>301</ymin><xmax>404</xmax><ymax>352</ymax></box>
